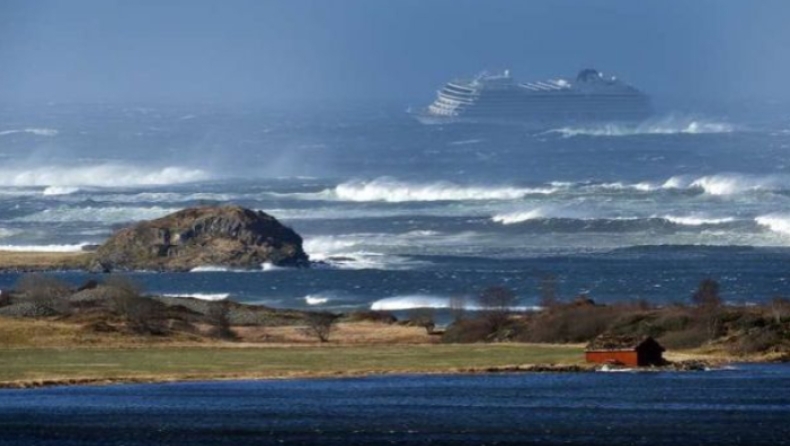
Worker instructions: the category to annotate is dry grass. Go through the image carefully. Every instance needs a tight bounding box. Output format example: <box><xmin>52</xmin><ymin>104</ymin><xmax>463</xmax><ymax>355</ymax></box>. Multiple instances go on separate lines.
<box><xmin>237</xmin><ymin>322</ymin><xmax>438</xmax><ymax>345</ymax></box>
<box><xmin>0</xmin><ymin>343</ymin><xmax>586</xmax><ymax>387</ymax></box>
<box><xmin>0</xmin><ymin>251</ymin><xmax>92</xmax><ymax>270</ymax></box>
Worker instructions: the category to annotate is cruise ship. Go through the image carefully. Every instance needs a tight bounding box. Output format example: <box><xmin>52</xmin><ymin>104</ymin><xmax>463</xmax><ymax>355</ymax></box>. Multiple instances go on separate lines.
<box><xmin>413</xmin><ymin>68</ymin><xmax>652</xmax><ymax>126</ymax></box>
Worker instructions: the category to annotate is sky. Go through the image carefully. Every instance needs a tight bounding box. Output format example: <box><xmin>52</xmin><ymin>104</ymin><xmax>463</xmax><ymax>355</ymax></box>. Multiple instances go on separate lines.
<box><xmin>1</xmin><ymin>0</ymin><xmax>789</xmax><ymax>106</ymax></box>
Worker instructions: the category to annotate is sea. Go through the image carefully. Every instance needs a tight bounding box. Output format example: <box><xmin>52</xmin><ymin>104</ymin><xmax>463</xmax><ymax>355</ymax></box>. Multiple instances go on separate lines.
<box><xmin>2</xmin><ymin>103</ymin><xmax>790</xmax><ymax>444</ymax></box>
<box><xmin>1</xmin><ymin>364</ymin><xmax>790</xmax><ymax>445</ymax></box>
<box><xmin>0</xmin><ymin>103</ymin><xmax>790</xmax><ymax>311</ymax></box>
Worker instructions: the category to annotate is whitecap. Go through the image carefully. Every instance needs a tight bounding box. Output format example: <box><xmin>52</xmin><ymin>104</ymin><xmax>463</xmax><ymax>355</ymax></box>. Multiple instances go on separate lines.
<box><xmin>661</xmin><ymin>215</ymin><xmax>736</xmax><ymax>226</ymax></box>
<box><xmin>755</xmin><ymin>214</ymin><xmax>790</xmax><ymax>236</ymax></box>
<box><xmin>42</xmin><ymin>186</ymin><xmax>80</xmax><ymax>196</ymax></box>
<box><xmin>370</xmin><ymin>295</ymin><xmax>540</xmax><ymax>312</ymax></box>
<box><xmin>297</xmin><ymin>178</ymin><xmax>556</xmax><ymax>203</ymax></box>
<box><xmin>0</xmin><ymin>128</ymin><xmax>59</xmax><ymax>137</ymax></box>
<box><xmin>304</xmin><ymin>294</ymin><xmax>329</xmax><ymax>305</ymax></box>
<box><xmin>162</xmin><ymin>293</ymin><xmax>229</xmax><ymax>301</ymax></box>
<box><xmin>546</xmin><ymin>115</ymin><xmax>734</xmax><ymax>138</ymax></box>
<box><xmin>0</xmin><ymin>243</ymin><xmax>91</xmax><ymax>252</ymax></box>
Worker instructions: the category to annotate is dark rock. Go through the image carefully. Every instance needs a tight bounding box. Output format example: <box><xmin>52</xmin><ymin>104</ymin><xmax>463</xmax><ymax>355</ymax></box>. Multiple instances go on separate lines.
<box><xmin>89</xmin><ymin>205</ymin><xmax>309</xmax><ymax>272</ymax></box>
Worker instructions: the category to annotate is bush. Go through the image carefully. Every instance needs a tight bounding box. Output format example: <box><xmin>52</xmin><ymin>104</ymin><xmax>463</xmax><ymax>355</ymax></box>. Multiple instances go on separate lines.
<box><xmin>14</xmin><ymin>273</ymin><xmax>72</xmax><ymax>314</ymax></box>
<box><xmin>303</xmin><ymin>312</ymin><xmax>338</xmax><ymax>342</ymax></box>
<box><xmin>206</xmin><ymin>300</ymin><xmax>236</xmax><ymax>340</ymax></box>
<box><xmin>104</xmin><ymin>276</ymin><xmax>166</xmax><ymax>335</ymax></box>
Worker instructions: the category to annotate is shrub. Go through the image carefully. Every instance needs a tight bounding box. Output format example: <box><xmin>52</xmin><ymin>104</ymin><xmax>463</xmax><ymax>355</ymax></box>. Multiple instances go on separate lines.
<box><xmin>408</xmin><ymin>308</ymin><xmax>436</xmax><ymax>334</ymax></box>
<box><xmin>303</xmin><ymin>312</ymin><xmax>338</xmax><ymax>342</ymax></box>
<box><xmin>14</xmin><ymin>273</ymin><xmax>72</xmax><ymax>314</ymax></box>
<box><xmin>206</xmin><ymin>300</ymin><xmax>236</xmax><ymax>340</ymax></box>
<box><xmin>104</xmin><ymin>275</ymin><xmax>166</xmax><ymax>335</ymax></box>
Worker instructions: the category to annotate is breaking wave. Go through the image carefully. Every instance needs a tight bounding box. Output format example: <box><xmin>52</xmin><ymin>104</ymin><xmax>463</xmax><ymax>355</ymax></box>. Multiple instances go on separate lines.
<box><xmin>547</xmin><ymin>116</ymin><xmax>734</xmax><ymax>137</ymax></box>
<box><xmin>305</xmin><ymin>178</ymin><xmax>557</xmax><ymax>202</ymax></box>
<box><xmin>578</xmin><ymin>173</ymin><xmax>790</xmax><ymax>196</ymax></box>
<box><xmin>0</xmin><ymin>128</ymin><xmax>59</xmax><ymax>137</ymax></box>
<box><xmin>304</xmin><ymin>294</ymin><xmax>330</xmax><ymax>305</ymax></box>
<box><xmin>0</xmin><ymin>164</ymin><xmax>208</xmax><ymax>187</ymax></box>
<box><xmin>42</xmin><ymin>186</ymin><xmax>80</xmax><ymax>196</ymax></box>
<box><xmin>493</xmin><ymin>208</ymin><xmax>739</xmax><ymax>228</ymax></box>
<box><xmin>755</xmin><ymin>214</ymin><xmax>790</xmax><ymax>236</ymax></box>
<box><xmin>162</xmin><ymin>293</ymin><xmax>230</xmax><ymax>301</ymax></box>
<box><xmin>0</xmin><ymin>243</ymin><xmax>91</xmax><ymax>252</ymax></box>
<box><xmin>661</xmin><ymin>215</ymin><xmax>736</xmax><ymax>226</ymax></box>
<box><xmin>370</xmin><ymin>294</ymin><xmax>539</xmax><ymax>311</ymax></box>
<box><xmin>303</xmin><ymin>235</ymin><xmax>430</xmax><ymax>270</ymax></box>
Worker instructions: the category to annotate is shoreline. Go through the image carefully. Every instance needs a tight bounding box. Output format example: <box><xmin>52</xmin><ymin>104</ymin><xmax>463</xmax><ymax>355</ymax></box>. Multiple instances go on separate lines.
<box><xmin>0</xmin><ymin>340</ymin><xmax>749</xmax><ymax>390</ymax></box>
<box><xmin>0</xmin><ymin>363</ymin><xmax>597</xmax><ymax>390</ymax></box>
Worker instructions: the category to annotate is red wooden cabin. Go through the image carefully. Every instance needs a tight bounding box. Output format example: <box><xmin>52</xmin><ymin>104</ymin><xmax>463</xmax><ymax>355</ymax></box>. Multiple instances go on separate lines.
<box><xmin>585</xmin><ymin>334</ymin><xmax>665</xmax><ymax>367</ymax></box>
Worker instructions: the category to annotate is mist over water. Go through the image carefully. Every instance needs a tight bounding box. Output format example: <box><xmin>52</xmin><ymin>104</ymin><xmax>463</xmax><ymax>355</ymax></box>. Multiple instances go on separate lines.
<box><xmin>1</xmin><ymin>103</ymin><xmax>790</xmax><ymax>310</ymax></box>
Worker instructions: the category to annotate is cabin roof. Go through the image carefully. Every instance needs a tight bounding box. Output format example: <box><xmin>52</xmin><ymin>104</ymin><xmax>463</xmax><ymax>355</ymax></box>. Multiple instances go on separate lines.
<box><xmin>585</xmin><ymin>334</ymin><xmax>664</xmax><ymax>352</ymax></box>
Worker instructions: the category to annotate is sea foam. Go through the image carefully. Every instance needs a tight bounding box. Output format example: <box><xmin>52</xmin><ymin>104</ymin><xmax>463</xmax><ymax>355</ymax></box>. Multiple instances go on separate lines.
<box><xmin>755</xmin><ymin>214</ymin><xmax>790</xmax><ymax>236</ymax></box>
<box><xmin>0</xmin><ymin>243</ymin><xmax>91</xmax><ymax>252</ymax></box>
<box><xmin>547</xmin><ymin>116</ymin><xmax>734</xmax><ymax>138</ymax></box>
<box><xmin>0</xmin><ymin>128</ymin><xmax>59</xmax><ymax>137</ymax></box>
<box><xmin>311</xmin><ymin>178</ymin><xmax>556</xmax><ymax>202</ymax></box>
<box><xmin>162</xmin><ymin>293</ymin><xmax>230</xmax><ymax>301</ymax></box>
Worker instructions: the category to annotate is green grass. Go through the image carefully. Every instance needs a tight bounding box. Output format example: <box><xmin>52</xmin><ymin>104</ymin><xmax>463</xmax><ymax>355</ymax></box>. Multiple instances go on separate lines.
<box><xmin>0</xmin><ymin>344</ymin><xmax>584</xmax><ymax>384</ymax></box>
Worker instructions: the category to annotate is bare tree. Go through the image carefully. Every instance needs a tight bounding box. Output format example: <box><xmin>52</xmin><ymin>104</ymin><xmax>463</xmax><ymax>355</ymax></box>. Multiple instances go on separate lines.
<box><xmin>104</xmin><ymin>275</ymin><xmax>165</xmax><ymax>335</ymax></box>
<box><xmin>478</xmin><ymin>286</ymin><xmax>518</xmax><ymax>337</ymax></box>
<box><xmin>206</xmin><ymin>300</ymin><xmax>236</xmax><ymax>340</ymax></box>
<box><xmin>449</xmin><ymin>295</ymin><xmax>468</xmax><ymax>322</ymax></box>
<box><xmin>14</xmin><ymin>273</ymin><xmax>72</xmax><ymax>314</ymax></box>
<box><xmin>303</xmin><ymin>312</ymin><xmax>338</xmax><ymax>343</ymax></box>
<box><xmin>409</xmin><ymin>307</ymin><xmax>436</xmax><ymax>334</ymax></box>
<box><xmin>691</xmin><ymin>278</ymin><xmax>724</xmax><ymax>341</ymax></box>
<box><xmin>770</xmin><ymin>296</ymin><xmax>790</xmax><ymax>324</ymax></box>
<box><xmin>692</xmin><ymin>278</ymin><xmax>722</xmax><ymax>308</ymax></box>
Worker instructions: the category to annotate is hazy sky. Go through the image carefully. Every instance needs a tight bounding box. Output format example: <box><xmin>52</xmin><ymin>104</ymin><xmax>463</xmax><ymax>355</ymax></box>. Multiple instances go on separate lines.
<box><xmin>1</xmin><ymin>0</ymin><xmax>789</xmax><ymax>106</ymax></box>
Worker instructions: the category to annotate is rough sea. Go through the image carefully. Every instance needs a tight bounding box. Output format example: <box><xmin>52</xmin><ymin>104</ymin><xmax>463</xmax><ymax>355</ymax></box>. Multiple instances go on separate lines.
<box><xmin>3</xmin><ymin>104</ymin><xmax>790</xmax><ymax>444</ymax></box>
<box><xmin>1</xmin><ymin>103</ymin><xmax>790</xmax><ymax>311</ymax></box>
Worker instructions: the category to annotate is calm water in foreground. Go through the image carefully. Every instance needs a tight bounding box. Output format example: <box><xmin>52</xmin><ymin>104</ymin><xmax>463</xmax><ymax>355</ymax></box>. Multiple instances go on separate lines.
<box><xmin>0</xmin><ymin>364</ymin><xmax>789</xmax><ymax>445</ymax></box>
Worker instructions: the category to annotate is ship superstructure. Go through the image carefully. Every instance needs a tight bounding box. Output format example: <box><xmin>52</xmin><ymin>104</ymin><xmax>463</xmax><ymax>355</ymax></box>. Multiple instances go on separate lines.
<box><xmin>416</xmin><ymin>69</ymin><xmax>652</xmax><ymax>126</ymax></box>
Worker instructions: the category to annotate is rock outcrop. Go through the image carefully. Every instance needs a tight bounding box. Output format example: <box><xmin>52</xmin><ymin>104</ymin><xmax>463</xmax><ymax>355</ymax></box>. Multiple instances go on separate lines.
<box><xmin>90</xmin><ymin>205</ymin><xmax>308</xmax><ymax>272</ymax></box>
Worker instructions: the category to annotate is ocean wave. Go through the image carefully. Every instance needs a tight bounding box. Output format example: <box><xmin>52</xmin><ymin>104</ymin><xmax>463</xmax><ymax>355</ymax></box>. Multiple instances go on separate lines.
<box><xmin>546</xmin><ymin>116</ymin><xmax>734</xmax><ymax>138</ymax></box>
<box><xmin>42</xmin><ymin>186</ymin><xmax>80</xmax><ymax>196</ymax></box>
<box><xmin>370</xmin><ymin>294</ymin><xmax>539</xmax><ymax>311</ymax></box>
<box><xmin>755</xmin><ymin>214</ymin><xmax>790</xmax><ymax>236</ymax></box>
<box><xmin>660</xmin><ymin>215</ymin><xmax>736</xmax><ymax>226</ymax></box>
<box><xmin>304</xmin><ymin>294</ymin><xmax>330</xmax><ymax>305</ymax></box>
<box><xmin>0</xmin><ymin>228</ymin><xmax>18</xmax><ymax>238</ymax></box>
<box><xmin>0</xmin><ymin>164</ymin><xmax>208</xmax><ymax>187</ymax></box>
<box><xmin>493</xmin><ymin>208</ymin><xmax>739</xmax><ymax>228</ymax></box>
<box><xmin>303</xmin><ymin>235</ymin><xmax>430</xmax><ymax>270</ymax></box>
<box><xmin>301</xmin><ymin>178</ymin><xmax>556</xmax><ymax>203</ymax></box>
<box><xmin>0</xmin><ymin>128</ymin><xmax>59</xmax><ymax>137</ymax></box>
<box><xmin>162</xmin><ymin>293</ymin><xmax>230</xmax><ymax>301</ymax></box>
<box><xmin>0</xmin><ymin>243</ymin><xmax>91</xmax><ymax>252</ymax></box>
<box><xmin>15</xmin><ymin>206</ymin><xmax>178</xmax><ymax>223</ymax></box>
<box><xmin>585</xmin><ymin>173</ymin><xmax>790</xmax><ymax>196</ymax></box>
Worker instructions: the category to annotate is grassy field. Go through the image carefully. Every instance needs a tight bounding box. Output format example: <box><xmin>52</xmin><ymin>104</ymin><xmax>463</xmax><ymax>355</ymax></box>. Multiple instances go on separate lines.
<box><xmin>0</xmin><ymin>344</ymin><xmax>585</xmax><ymax>386</ymax></box>
<box><xmin>0</xmin><ymin>251</ymin><xmax>91</xmax><ymax>271</ymax></box>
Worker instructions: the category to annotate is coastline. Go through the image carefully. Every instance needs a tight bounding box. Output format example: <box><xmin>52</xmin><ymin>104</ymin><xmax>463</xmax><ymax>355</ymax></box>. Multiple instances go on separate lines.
<box><xmin>0</xmin><ymin>340</ymin><xmax>746</xmax><ymax>390</ymax></box>
<box><xmin>0</xmin><ymin>249</ymin><xmax>786</xmax><ymax>391</ymax></box>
